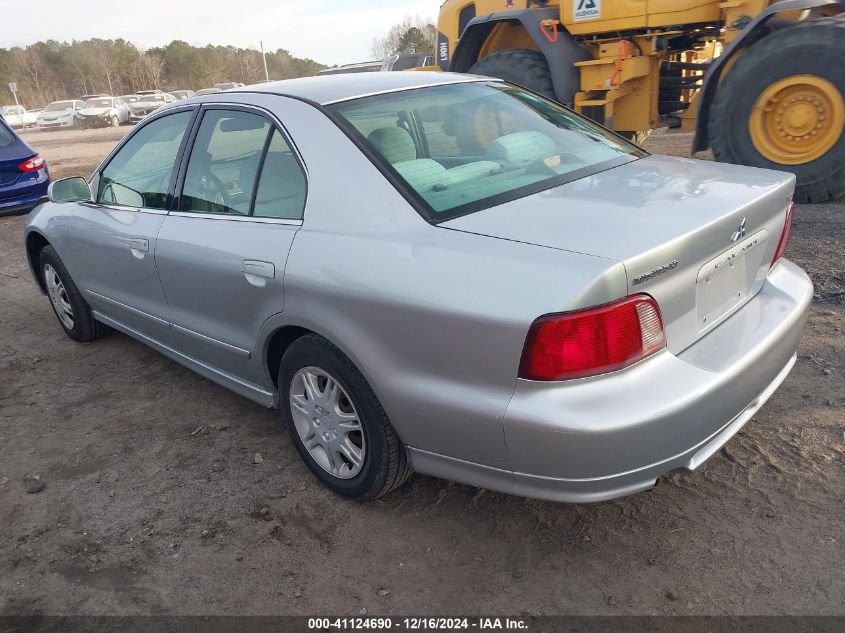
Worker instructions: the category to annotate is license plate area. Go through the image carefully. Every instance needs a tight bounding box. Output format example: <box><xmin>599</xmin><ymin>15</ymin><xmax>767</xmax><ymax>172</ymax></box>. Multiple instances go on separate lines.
<box><xmin>696</xmin><ymin>229</ymin><xmax>768</xmax><ymax>328</ymax></box>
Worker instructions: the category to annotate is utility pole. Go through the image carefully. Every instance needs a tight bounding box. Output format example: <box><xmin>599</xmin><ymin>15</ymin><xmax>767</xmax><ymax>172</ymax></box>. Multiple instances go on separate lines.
<box><xmin>260</xmin><ymin>41</ymin><xmax>270</xmax><ymax>82</ymax></box>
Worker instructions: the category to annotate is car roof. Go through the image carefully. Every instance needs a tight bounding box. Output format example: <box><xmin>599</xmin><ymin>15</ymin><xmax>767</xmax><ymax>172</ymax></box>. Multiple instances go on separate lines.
<box><xmin>230</xmin><ymin>71</ymin><xmax>487</xmax><ymax>106</ymax></box>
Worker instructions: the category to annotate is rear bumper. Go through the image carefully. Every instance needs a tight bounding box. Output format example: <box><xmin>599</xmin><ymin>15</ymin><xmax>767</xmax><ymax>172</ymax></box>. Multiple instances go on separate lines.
<box><xmin>0</xmin><ymin>170</ymin><xmax>49</xmax><ymax>215</ymax></box>
<box><xmin>410</xmin><ymin>259</ymin><xmax>813</xmax><ymax>502</ymax></box>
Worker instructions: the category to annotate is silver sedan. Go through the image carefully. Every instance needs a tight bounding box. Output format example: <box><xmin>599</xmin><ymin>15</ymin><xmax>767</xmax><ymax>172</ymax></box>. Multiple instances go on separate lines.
<box><xmin>24</xmin><ymin>73</ymin><xmax>812</xmax><ymax>502</ymax></box>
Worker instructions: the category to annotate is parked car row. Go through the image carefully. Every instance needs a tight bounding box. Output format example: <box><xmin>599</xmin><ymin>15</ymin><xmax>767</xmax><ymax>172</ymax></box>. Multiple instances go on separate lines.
<box><xmin>2</xmin><ymin>87</ymin><xmax>233</xmax><ymax>133</ymax></box>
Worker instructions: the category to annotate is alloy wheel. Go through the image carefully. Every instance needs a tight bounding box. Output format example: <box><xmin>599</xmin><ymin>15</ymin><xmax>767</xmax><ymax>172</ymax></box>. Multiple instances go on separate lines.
<box><xmin>43</xmin><ymin>264</ymin><xmax>74</xmax><ymax>329</ymax></box>
<box><xmin>289</xmin><ymin>366</ymin><xmax>366</xmax><ymax>479</ymax></box>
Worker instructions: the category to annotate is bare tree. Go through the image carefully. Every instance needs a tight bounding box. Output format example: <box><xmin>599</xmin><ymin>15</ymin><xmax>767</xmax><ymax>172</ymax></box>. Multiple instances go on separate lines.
<box><xmin>132</xmin><ymin>51</ymin><xmax>165</xmax><ymax>90</ymax></box>
<box><xmin>229</xmin><ymin>48</ymin><xmax>263</xmax><ymax>84</ymax></box>
<box><xmin>93</xmin><ymin>43</ymin><xmax>115</xmax><ymax>95</ymax></box>
<box><xmin>371</xmin><ymin>15</ymin><xmax>436</xmax><ymax>60</ymax></box>
<box><xmin>11</xmin><ymin>46</ymin><xmax>51</xmax><ymax>107</ymax></box>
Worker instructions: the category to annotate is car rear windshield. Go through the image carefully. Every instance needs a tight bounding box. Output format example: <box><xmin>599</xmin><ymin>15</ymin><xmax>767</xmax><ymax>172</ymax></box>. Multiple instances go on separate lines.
<box><xmin>329</xmin><ymin>81</ymin><xmax>643</xmax><ymax>221</ymax></box>
<box><xmin>0</xmin><ymin>123</ymin><xmax>14</xmax><ymax>147</ymax></box>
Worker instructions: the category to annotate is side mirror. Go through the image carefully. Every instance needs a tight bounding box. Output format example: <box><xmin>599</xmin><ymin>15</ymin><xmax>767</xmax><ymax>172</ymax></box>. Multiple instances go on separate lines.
<box><xmin>48</xmin><ymin>177</ymin><xmax>92</xmax><ymax>203</ymax></box>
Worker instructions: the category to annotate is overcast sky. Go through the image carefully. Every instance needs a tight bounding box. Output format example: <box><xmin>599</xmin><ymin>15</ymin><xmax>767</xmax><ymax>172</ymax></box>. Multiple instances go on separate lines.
<box><xmin>3</xmin><ymin>0</ymin><xmax>436</xmax><ymax>66</ymax></box>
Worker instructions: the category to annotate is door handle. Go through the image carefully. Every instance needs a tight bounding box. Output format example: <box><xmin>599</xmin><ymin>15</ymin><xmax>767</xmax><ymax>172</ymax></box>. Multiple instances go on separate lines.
<box><xmin>242</xmin><ymin>260</ymin><xmax>275</xmax><ymax>280</ymax></box>
<box><xmin>127</xmin><ymin>238</ymin><xmax>149</xmax><ymax>253</ymax></box>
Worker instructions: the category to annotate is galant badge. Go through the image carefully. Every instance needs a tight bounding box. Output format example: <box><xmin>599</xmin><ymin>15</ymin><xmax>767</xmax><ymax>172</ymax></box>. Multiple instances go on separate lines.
<box><xmin>731</xmin><ymin>217</ymin><xmax>747</xmax><ymax>242</ymax></box>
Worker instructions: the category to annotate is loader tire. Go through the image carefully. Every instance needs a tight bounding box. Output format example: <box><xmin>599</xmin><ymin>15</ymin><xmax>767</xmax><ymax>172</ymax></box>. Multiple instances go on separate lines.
<box><xmin>618</xmin><ymin>131</ymin><xmax>651</xmax><ymax>146</ymax></box>
<box><xmin>469</xmin><ymin>49</ymin><xmax>555</xmax><ymax>100</ymax></box>
<box><xmin>709</xmin><ymin>16</ymin><xmax>845</xmax><ymax>203</ymax></box>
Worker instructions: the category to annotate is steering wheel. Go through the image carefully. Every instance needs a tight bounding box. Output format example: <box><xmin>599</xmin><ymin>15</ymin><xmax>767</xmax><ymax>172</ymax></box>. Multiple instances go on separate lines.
<box><xmin>199</xmin><ymin>172</ymin><xmax>231</xmax><ymax>212</ymax></box>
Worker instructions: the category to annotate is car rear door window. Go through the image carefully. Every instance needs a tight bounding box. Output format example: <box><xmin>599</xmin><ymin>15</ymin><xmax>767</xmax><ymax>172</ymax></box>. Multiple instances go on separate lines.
<box><xmin>180</xmin><ymin>110</ymin><xmax>271</xmax><ymax>216</ymax></box>
<box><xmin>98</xmin><ymin>110</ymin><xmax>193</xmax><ymax>210</ymax></box>
<box><xmin>252</xmin><ymin>130</ymin><xmax>307</xmax><ymax>220</ymax></box>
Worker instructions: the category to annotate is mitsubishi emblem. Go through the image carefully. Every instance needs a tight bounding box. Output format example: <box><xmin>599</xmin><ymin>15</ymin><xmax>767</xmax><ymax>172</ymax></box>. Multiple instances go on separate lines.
<box><xmin>731</xmin><ymin>217</ymin><xmax>747</xmax><ymax>242</ymax></box>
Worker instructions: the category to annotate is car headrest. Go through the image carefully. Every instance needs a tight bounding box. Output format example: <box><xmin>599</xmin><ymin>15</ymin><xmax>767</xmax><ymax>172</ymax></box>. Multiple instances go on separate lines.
<box><xmin>485</xmin><ymin>131</ymin><xmax>557</xmax><ymax>166</ymax></box>
<box><xmin>368</xmin><ymin>127</ymin><xmax>417</xmax><ymax>164</ymax></box>
<box><xmin>392</xmin><ymin>159</ymin><xmax>450</xmax><ymax>192</ymax></box>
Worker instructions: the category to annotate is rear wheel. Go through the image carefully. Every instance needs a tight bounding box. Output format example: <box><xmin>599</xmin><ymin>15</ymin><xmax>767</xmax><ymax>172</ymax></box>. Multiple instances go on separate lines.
<box><xmin>469</xmin><ymin>49</ymin><xmax>555</xmax><ymax>100</ymax></box>
<box><xmin>39</xmin><ymin>246</ymin><xmax>109</xmax><ymax>342</ymax></box>
<box><xmin>278</xmin><ymin>334</ymin><xmax>411</xmax><ymax>500</ymax></box>
<box><xmin>709</xmin><ymin>17</ymin><xmax>845</xmax><ymax>203</ymax></box>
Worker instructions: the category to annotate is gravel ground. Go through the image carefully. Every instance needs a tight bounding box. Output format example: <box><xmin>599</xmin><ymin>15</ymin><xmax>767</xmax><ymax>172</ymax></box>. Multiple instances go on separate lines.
<box><xmin>0</xmin><ymin>126</ymin><xmax>842</xmax><ymax>616</ymax></box>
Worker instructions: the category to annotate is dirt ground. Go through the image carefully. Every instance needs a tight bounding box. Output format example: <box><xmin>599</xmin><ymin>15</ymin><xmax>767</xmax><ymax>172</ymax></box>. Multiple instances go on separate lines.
<box><xmin>0</xmin><ymin>126</ymin><xmax>842</xmax><ymax>617</ymax></box>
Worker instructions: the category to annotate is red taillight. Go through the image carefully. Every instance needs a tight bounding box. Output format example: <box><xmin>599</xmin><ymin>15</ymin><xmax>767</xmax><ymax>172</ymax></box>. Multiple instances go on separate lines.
<box><xmin>18</xmin><ymin>155</ymin><xmax>45</xmax><ymax>172</ymax></box>
<box><xmin>519</xmin><ymin>294</ymin><xmax>666</xmax><ymax>381</ymax></box>
<box><xmin>770</xmin><ymin>202</ymin><xmax>795</xmax><ymax>267</ymax></box>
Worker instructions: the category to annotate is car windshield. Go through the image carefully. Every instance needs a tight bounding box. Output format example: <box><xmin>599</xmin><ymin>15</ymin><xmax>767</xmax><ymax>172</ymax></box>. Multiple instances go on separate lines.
<box><xmin>122</xmin><ymin>96</ymin><xmax>140</xmax><ymax>102</ymax></box>
<box><xmin>86</xmin><ymin>98</ymin><xmax>112</xmax><ymax>108</ymax></box>
<box><xmin>329</xmin><ymin>81</ymin><xmax>643</xmax><ymax>221</ymax></box>
<box><xmin>44</xmin><ymin>101</ymin><xmax>75</xmax><ymax>112</ymax></box>
<box><xmin>143</xmin><ymin>95</ymin><xmax>167</xmax><ymax>102</ymax></box>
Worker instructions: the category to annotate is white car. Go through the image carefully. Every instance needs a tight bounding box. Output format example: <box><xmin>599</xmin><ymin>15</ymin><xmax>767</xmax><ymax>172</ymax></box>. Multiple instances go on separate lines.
<box><xmin>0</xmin><ymin>105</ymin><xmax>39</xmax><ymax>129</ymax></box>
<box><xmin>75</xmin><ymin>97</ymin><xmax>130</xmax><ymax>128</ymax></box>
<box><xmin>36</xmin><ymin>100</ymin><xmax>86</xmax><ymax>129</ymax></box>
<box><xmin>129</xmin><ymin>92</ymin><xmax>176</xmax><ymax>124</ymax></box>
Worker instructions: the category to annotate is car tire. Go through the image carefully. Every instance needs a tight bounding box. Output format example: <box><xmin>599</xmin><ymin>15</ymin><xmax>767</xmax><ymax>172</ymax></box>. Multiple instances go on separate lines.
<box><xmin>110</xmin><ymin>115</ymin><xmax>120</xmax><ymax>128</ymax></box>
<box><xmin>469</xmin><ymin>49</ymin><xmax>556</xmax><ymax>100</ymax></box>
<box><xmin>39</xmin><ymin>246</ymin><xmax>109</xmax><ymax>343</ymax></box>
<box><xmin>708</xmin><ymin>16</ymin><xmax>845</xmax><ymax>203</ymax></box>
<box><xmin>278</xmin><ymin>334</ymin><xmax>411</xmax><ymax>500</ymax></box>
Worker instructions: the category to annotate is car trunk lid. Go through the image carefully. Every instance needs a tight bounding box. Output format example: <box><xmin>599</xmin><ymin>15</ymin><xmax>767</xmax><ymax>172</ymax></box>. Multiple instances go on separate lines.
<box><xmin>441</xmin><ymin>155</ymin><xmax>795</xmax><ymax>353</ymax></box>
<box><xmin>0</xmin><ymin>133</ymin><xmax>33</xmax><ymax>191</ymax></box>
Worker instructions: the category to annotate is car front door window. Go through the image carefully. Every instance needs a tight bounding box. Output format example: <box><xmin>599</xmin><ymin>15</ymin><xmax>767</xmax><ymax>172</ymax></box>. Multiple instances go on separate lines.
<box><xmin>98</xmin><ymin>110</ymin><xmax>193</xmax><ymax>209</ymax></box>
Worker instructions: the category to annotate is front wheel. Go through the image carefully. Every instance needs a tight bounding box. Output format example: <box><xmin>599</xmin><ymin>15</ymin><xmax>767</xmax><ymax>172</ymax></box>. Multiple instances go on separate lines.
<box><xmin>709</xmin><ymin>17</ymin><xmax>845</xmax><ymax>203</ymax></box>
<box><xmin>278</xmin><ymin>334</ymin><xmax>411</xmax><ymax>500</ymax></box>
<box><xmin>39</xmin><ymin>246</ymin><xmax>109</xmax><ymax>342</ymax></box>
<box><xmin>110</xmin><ymin>115</ymin><xmax>120</xmax><ymax>128</ymax></box>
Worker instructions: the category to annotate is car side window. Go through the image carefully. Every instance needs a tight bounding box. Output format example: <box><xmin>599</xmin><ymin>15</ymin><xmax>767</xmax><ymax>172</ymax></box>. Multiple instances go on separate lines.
<box><xmin>252</xmin><ymin>130</ymin><xmax>307</xmax><ymax>220</ymax></box>
<box><xmin>98</xmin><ymin>110</ymin><xmax>192</xmax><ymax>210</ymax></box>
<box><xmin>180</xmin><ymin>110</ymin><xmax>271</xmax><ymax>215</ymax></box>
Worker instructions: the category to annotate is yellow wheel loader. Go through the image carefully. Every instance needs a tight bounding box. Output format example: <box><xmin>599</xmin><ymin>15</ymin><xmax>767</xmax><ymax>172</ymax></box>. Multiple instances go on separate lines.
<box><xmin>434</xmin><ymin>0</ymin><xmax>845</xmax><ymax>202</ymax></box>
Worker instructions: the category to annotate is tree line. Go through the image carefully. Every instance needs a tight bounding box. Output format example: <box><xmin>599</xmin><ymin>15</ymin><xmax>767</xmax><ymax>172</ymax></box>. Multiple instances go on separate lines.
<box><xmin>0</xmin><ymin>39</ymin><xmax>327</xmax><ymax>109</ymax></box>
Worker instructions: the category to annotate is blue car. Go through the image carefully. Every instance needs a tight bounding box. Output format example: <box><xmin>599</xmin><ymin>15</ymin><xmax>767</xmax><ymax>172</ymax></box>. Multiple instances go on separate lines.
<box><xmin>0</xmin><ymin>116</ymin><xmax>49</xmax><ymax>216</ymax></box>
